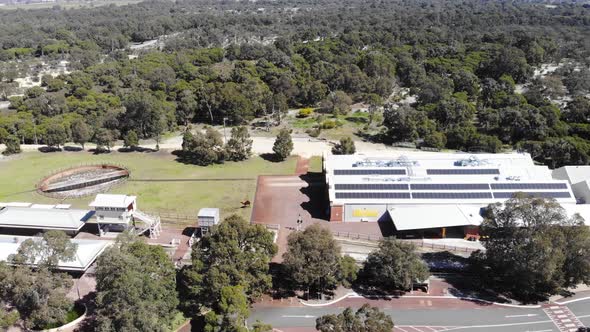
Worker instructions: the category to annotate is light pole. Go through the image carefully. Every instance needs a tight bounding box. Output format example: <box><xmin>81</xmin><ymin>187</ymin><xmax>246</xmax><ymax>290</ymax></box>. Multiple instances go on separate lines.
<box><xmin>296</xmin><ymin>213</ymin><xmax>303</xmax><ymax>231</ymax></box>
<box><xmin>223</xmin><ymin>117</ymin><xmax>228</xmax><ymax>144</ymax></box>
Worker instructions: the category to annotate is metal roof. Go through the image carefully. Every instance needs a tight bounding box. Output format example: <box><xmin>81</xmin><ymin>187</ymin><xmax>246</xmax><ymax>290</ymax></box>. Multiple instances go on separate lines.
<box><xmin>89</xmin><ymin>194</ymin><xmax>136</xmax><ymax>208</ymax></box>
<box><xmin>198</xmin><ymin>208</ymin><xmax>219</xmax><ymax>218</ymax></box>
<box><xmin>388</xmin><ymin>205</ymin><xmax>483</xmax><ymax>231</ymax></box>
<box><xmin>0</xmin><ymin>207</ymin><xmax>94</xmax><ymax>231</ymax></box>
<box><xmin>0</xmin><ymin>235</ymin><xmax>111</xmax><ymax>272</ymax></box>
<box><xmin>326</xmin><ymin>152</ymin><xmax>576</xmax><ymax>205</ymax></box>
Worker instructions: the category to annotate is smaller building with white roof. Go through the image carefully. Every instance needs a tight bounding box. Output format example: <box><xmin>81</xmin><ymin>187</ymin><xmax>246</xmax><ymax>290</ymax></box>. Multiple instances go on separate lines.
<box><xmin>0</xmin><ymin>235</ymin><xmax>111</xmax><ymax>272</ymax></box>
<box><xmin>0</xmin><ymin>206</ymin><xmax>94</xmax><ymax>234</ymax></box>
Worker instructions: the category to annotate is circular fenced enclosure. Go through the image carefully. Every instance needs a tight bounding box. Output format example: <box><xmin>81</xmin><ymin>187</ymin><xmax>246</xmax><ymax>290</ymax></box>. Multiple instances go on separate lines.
<box><xmin>37</xmin><ymin>164</ymin><xmax>129</xmax><ymax>198</ymax></box>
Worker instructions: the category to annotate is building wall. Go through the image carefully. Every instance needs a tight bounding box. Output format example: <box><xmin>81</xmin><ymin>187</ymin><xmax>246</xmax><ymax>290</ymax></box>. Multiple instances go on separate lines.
<box><xmin>343</xmin><ymin>204</ymin><xmax>388</xmax><ymax>222</ymax></box>
<box><xmin>95</xmin><ymin>207</ymin><xmax>130</xmax><ymax>223</ymax></box>
<box><xmin>572</xmin><ymin>181</ymin><xmax>590</xmax><ymax>204</ymax></box>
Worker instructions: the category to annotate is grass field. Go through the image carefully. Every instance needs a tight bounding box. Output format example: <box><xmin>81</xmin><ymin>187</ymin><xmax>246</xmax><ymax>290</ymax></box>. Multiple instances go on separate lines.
<box><xmin>0</xmin><ymin>150</ymin><xmax>298</xmax><ymax>222</ymax></box>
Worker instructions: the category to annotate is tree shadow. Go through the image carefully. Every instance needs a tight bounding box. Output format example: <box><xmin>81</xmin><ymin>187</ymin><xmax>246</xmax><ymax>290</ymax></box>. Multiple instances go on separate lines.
<box><xmin>73</xmin><ymin>292</ymin><xmax>96</xmax><ymax>332</ymax></box>
<box><xmin>38</xmin><ymin>146</ymin><xmax>62</xmax><ymax>153</ymax></box>
<box><xmin>345</xmin><ymin>116</ymin><xmax>368</xmax><ymax>124</ymax></box>
<box><xmin>63</xmin><ymin>146</ymin><xmax>83</xmax><ymax>152</ymax></box>
<box><xmin>172</xmin><ymin>150</ymin><xmax>207</xmax><ymax>166</ymax></box>
<box><xmin>298</xmin><ymin>172</ymin><xmax>329</xmax><ymax>220</ymax></box>
<box><xmin>117</xmin><ymin>146</ymin><xmax>156</xmax><ymax>153</ymax></box>
<box><xmin>259</xmin><ymin>153</ymin><xmax>282</xmax><ymax>163</ymax></box>
<box><xmin>355</xmin><ymin>130</ymin><xmax>386</xmax><ymax>144</ymax></box>
<box><xmin>88</xmin><ymin>148</ymin><xmax>112</xmax><ymax>155</ymax></box>
<box><xmin>269</xmin><ymin>262</ymin><xmax>296</xmax><ymax>299</ymax></box>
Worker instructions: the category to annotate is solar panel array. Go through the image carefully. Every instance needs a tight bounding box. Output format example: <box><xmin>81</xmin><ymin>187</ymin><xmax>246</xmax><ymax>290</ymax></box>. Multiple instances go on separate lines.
<box><xmin>410</xmin><ymin>183</ymin><xmax>490</xmax><ymax>190</ymax></box>
<box><xmin>334</xmin><ymin>169</ymin><xmax>406</xmax><ymax>175</ymax></box>
<box><xmin>412</xmin><ymin>192</ymin><xmax>492</xmax><ymax>199</ymax></box>
<box><xmin>335</xmin><ymin>191</ymin><xmax>571</xmax><ymax>200</ymax></box>
<box><xmin>335</xmin><ymin>184</ymin><xmax>409</xmax><ymax>190</ymax></box>
<box><xmin>493</xmin><ymin>192</ymin><xmax>572</xmax><ymax>199</ymax></box>
<box><xmin>335</xmin><ymin>192</ymin><xmax>411</xmax><ymax>199</ymax></box>
<box><xmin>426</xmin><ymin>169</ymin><xmax>500</xmax><ymax>175</ymax></box>
<box><xmin>490</xmin><ymin>183</ymin><xmax>568</xmax><ymax>190</ymax></box>
<box><xmin>333</xmin><ymin>181</ymin><xmax>572</xmax><ymax>200</ymax></box>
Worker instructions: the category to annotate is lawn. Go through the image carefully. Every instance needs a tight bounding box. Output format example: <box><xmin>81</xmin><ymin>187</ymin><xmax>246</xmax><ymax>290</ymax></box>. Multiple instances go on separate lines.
<box><xmin>0</xmin><ymin>150</ymin><xmax>298</xmax><ymax>223</ymax></box>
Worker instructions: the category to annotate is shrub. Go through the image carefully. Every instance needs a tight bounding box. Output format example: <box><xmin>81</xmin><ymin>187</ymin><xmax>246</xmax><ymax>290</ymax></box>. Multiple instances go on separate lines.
<box><xmin>297</xmin><ymin>108</ymin><xmax>314</xmax><ymax>118</ymax></box>
<box><xmin>321</xmin><ymin>120</ymin><xmax>340</xmax><ymax>129</ymax></box>
<box><xmin>306</xmin><ymin>128</ymin><xmax>321</xmax><ymax>138</ymax></box>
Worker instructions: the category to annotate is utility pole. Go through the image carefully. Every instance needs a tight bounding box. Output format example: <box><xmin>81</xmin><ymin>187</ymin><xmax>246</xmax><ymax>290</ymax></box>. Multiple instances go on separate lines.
<box><xmin>296</xmin><ymin>213</ymin><xmax>303</xmax><ymax>231</ymax></box>
<box><xmin>223</xmin><ymin>117</ymin><xmax>228</xmax><ymax>144</ymax></box>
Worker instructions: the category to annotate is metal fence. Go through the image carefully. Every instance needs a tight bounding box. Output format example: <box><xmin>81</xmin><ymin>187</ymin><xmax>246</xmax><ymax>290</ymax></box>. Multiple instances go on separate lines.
<box><xmin>331</xmin><ymin>231</ymin><xmax>479</xmax><ymax>253</ymax></box>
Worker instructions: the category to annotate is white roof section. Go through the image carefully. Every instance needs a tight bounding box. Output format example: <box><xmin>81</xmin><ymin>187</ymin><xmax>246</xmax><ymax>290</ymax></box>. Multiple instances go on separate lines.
<box><xmin>325</xmin><ymin>152</ymin><xmax>576</xmax><ymax>205</ymax></box>
<box><xmin>198</xmin><ymin>208</ymin><xmax>219</xmax><ymax>218</ymax></box>
<box><xmin>562</xmin><ymin>204</ymin><xmax>590</xmax><ymax>227</ymax></box>
<box><xmin>89</xmin><ymin>194</ymin><xmax>136</xmax><ymax>208</ymax></box>
<box><xmin>388</xmin><ymin>205</ymin><xmax>483</xmax><ymax>231</ymax></box>
<box><xmin>30</xmin><ymin>204</ymin><xmax>56</xmax><ymax>209</ymax></box>
<box><xmin>0</xmin><ymin>207</ymin><xmax>93</xmax><ymax>231</ymax></box>
<box><xmin>0</xmin><ymin>235</ymin><xmax>111</xmax><ymax>271</ymax></box>
<box><xmin>0</xmin><ymin>202</ymin><xmax>33</xmax><ymax>208</ymax></box>
<box><xmin>552</xmin><ymin>166</ymin><xmax>590</xmax><ymax>185</ymax></box>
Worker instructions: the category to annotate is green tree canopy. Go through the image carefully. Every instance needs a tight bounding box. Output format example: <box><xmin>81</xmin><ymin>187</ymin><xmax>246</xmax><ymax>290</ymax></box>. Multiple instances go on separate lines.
<box><xmin>471</xmin><ymin>195</ymin><xmax>590</xmax><ymax>302</ymax></box>
<box><xmin>332</xmin><ymin>136</ymin><xmax>356</xmax><ymax>155</ymax></box>
<box><xmin>123</xmin><ymin>130</ymin><xmax>139</xmax><ymax>149</ymax></box>
<box><xmin>70</xmin><ymin>119</ymin><xmax>90</xmax><ymax>149</ymax></box>
<box><xmin>272</xmin><ymin>128</ymin><xmax>293</xmax><ymax>161</ymax></box>
<box><xmin>360</xmin><ymin>239</ymin><xmax>429</xmax><ymax>293</ymax></box>
<box><xmin>225</xmin><ymin>126</ymin><xmax>253</xmax><ymax>161</ymax></box>
<box><xmin>95</xmin><ymin>233</ymin><xmax>179</xmax><ymax>331</ymax></box>
<box><xmin>282</xmin><ymin>224</ymin><xmax>342</xmax><ymax>295</ymax></box>
<box><xmin>181</xmin><ymin>127</ymin><xmax>227</xmax><ymax>165</ymax></box>
<box><xmin>179</xmin><ymin>215</ymin><xmax>277</xmax><ymax>314</ymax></box>
<box><xmin>316</xmin><ymin>304</ymin><xmax>394</xmax><ymax>332</ymax></box>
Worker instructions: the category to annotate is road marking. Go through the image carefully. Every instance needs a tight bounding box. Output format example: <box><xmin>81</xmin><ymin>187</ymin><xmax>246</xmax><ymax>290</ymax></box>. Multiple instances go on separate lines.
<box><xmin>505</xmin><ymin>314</ymin><xmax>538</xmax><ymax>318</ymax></box>
<box><xmin>281</xmin><ymin>315</ymin><xmax>316</xmax><ymax>318</ymax></box>
<box><xmin>543</xmin><ymin>305</ymin><xmax>584</xmax><ymax>332</ymax></box>
<box><xmin>443</xmin><ymin>320</ymin><xmax>553</xmax><ymax>330</ymax></box>
<box><xmin>523</xmin><ymin>329</ymin><xmax>553</xmax><ymax>332</ymax></box>
<box><xmin>554</xmin><ymin>296</ymin><xmax>590</xmax><ymax>305</ymax></box>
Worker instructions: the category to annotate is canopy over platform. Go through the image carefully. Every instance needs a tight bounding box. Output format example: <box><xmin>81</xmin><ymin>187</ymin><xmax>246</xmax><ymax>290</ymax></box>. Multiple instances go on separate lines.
<box><xmin>388</xmin><ymin>205</ymin><xmax>483</xmax><ymax>231</ymax></box>
<box><xmin>0</xmin><ymin>207</ymin><xmax>94</xmax><ymax>232</ymax></box>
<box><xmin>89</xmin><ymin>194</ymin><xmax>136</xmax><ymax>208</ymax></box>
<box><xmin>0</xmin><ymin>235</ymin><xmax>111</xmax><ymax>271</ymax></box>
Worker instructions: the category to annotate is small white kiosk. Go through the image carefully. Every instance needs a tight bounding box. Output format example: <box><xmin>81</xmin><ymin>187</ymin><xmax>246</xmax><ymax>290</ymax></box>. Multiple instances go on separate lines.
<box><xmin>197</xmin><ymin>208</ymin><xmax>220</xmax><ymax>235</ymax></box>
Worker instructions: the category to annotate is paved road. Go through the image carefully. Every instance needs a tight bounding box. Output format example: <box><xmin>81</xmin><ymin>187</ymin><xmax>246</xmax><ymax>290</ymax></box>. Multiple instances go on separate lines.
<box><xmin>250</xmin><ymin>297</ymin><xmax>590</xmax><ymax>332</ymax></box>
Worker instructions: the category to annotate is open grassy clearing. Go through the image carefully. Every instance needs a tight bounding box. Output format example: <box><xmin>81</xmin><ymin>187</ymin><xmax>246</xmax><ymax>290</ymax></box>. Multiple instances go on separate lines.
<box><xmin>287</xmin><ymin>109</ymin><xmax>384</xmax><ymax>140</ymax></box>
<box><xmin>0</xmin><ymin>150</ymin><xmax>297</xmax><ymax>222</ymax></box>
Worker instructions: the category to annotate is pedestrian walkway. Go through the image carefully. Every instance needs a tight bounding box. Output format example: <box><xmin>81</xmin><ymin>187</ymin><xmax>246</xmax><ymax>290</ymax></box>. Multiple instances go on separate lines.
<box><xmin>544</xmin><ymin>305</ymin><xmax>584</xmax><ymax>332</ymax></box>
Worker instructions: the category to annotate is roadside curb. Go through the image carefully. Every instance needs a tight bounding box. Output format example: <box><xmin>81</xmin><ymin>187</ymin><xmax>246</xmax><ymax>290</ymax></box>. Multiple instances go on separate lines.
<box><xmin>299</xmin><ymin>293</ymin><xmax>543</xmax><ymax>309</ymax></box>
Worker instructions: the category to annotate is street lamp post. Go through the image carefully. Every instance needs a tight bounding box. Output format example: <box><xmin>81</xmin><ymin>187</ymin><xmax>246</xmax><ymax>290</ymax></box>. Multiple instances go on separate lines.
<box><xmin>223</xmin><ymin>117</ymin><xmax>228</xmax><ymax>144</ymax></box>
<box><xmin>296</xmin><ymin>214</ymin><xmax>303</xmax><ymax>231</ymax></box>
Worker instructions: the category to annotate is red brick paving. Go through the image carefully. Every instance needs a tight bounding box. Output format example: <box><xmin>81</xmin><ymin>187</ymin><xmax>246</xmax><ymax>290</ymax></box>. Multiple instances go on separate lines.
<box><xmin>251</xmin><ymin>174</ymin><xmax>327</xmax><ymax>262</ymax></box>
<box><xmin>250</xmin><ymin>170</ymin><xmax>392</xmax><ymax>262</ymax></box>
<box><xmin>295</xmin><ymin>156</ymin><xmax>310</xmax><ymax>175</ymax></box>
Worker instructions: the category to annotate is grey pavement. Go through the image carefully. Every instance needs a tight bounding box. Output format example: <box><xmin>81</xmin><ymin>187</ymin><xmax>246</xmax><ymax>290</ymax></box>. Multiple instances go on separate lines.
<box><xmin>250</xmin><ymin>298</ymin><xmax>590</xmax><ymax>332</ymax></box>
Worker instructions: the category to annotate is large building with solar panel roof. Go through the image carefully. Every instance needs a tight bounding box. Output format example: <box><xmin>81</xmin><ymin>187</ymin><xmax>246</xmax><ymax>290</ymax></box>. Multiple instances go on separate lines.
<box><xmin>324</xmin><ymin>152</ymin><xmax>589</xmax><ymax>238</ymax></box>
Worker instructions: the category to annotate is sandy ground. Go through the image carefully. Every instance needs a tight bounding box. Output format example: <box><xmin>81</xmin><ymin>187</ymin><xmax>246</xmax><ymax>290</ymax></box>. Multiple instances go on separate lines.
<box><xmin>0</xmin><ymin>133</ymin><xmax>441</xmax><ymax>158</ymax></box>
